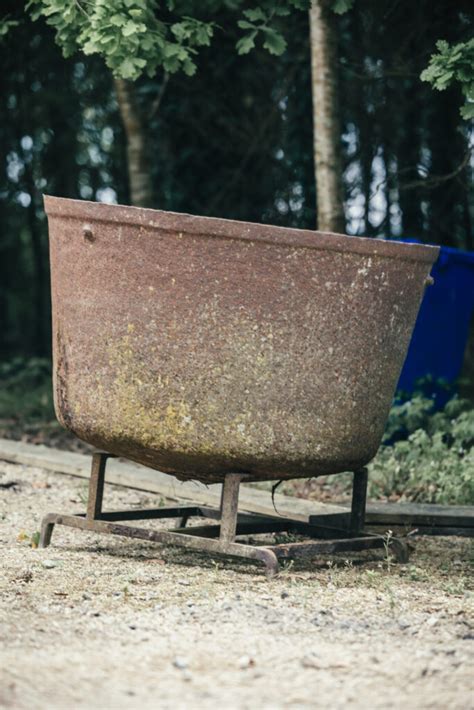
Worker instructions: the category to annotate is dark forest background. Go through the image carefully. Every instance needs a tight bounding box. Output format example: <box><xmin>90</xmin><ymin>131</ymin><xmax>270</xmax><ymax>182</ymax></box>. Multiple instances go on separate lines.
<box><xmin>1</xmin><ymin>0</ymin><xmax>473</xmax><ymax>359</ymax></box>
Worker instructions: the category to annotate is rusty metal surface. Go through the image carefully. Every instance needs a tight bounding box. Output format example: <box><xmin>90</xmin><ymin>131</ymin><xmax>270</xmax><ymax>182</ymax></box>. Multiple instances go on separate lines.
<box><xmin>44</xmin><ymin>195</ymin><xmax>439</xmax><ymax>484</ymax></box>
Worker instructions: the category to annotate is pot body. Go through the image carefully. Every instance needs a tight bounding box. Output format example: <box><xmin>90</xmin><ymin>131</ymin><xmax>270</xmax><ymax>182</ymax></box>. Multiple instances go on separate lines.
<box><xmin>45</xmin><ymin>196</ymin><xmax>439</xmax><ymax>483</ymax></box>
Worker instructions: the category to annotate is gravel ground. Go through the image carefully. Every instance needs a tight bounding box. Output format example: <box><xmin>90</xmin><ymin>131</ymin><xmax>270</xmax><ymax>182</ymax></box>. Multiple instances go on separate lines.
<box><xmin>1</xmin><ymin>460</ymin><xmax>473</xmax><ymax>710</ymax></box>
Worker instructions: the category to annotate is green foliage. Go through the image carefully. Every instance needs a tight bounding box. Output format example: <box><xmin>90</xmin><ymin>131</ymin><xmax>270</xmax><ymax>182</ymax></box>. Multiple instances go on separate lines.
<box><xmin>0</xmin><ymin>15</ymin><xmax>20</xmax><ymax>39</ymax></box>
<box><xmin>25</xmin><ymin>0</ymin><xmax>318</xmax><ymax>74</ymax></box>
<box><xmin>331</xmin><ymin>0</ymin><xmax>354</xmax><ymax>15</ymax></box>
<box><xmin>369</xmin><ymin>395</ymin><xmax>474</xmax><ymax>505</ymax></box>
<box><xmin>0</xmin><ymin>358</ymin><xmax>54</xmax><ymax>423</ymax></box>
<box><xmin>421</xmin><ymin>38</ymin><xmax>474</xmax><ymax>119</ymax></box>
<box><xmin>237</xmin><ymin>6</ymin><xmax>292</xmax><ymax>56</ymax></box>
<box><xmin>26</xmin><ymin>0</ymin><xmax>216</xmax><ymax>79</ymax></box>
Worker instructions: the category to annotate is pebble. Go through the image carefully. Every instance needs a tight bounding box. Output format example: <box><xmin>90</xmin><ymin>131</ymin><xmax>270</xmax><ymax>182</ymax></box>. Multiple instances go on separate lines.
<box><xmin>41</xmin><ymin>559</ymin><xmax>57</xmax><ymax>569</ymax></box>
<box><xmin>301</xmin><ymin>654</ymin><xmax>320</xmax><ymax>669</ymax></box>
<box><xmin>238</xmin><ymin>655</ymin><xmax>255</xmax><ymax>669</ymax></box>
<box><xmin>173</xmin><ymin>656</ymin><xmax>188</xmax><ymax>670</ymax></box>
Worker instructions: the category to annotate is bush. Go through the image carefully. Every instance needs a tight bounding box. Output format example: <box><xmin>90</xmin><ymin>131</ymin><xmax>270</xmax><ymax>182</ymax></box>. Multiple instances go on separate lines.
<box><xmin>0</xmin><ymin>357</ymin><xmax>55</xmax><ymax>423</ymax></box>
<box><xmin>369</xmin><ymin>395</ymin><xmax>474</xmax><ymax>505</ymax></box>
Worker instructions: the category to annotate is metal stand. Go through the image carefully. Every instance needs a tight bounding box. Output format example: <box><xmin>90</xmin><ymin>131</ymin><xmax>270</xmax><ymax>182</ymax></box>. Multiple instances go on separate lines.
<box><xmin>39</xmin><ymin>453</ymin><xmax>408</xmax><ymax>576</ymax></box>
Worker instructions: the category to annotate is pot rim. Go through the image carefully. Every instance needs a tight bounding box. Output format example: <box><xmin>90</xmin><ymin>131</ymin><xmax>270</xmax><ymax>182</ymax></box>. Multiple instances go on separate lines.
<box><xmin>44</xmin><ymin>195</ymin><xmax>439</xmax><ymax>264</ymax></box>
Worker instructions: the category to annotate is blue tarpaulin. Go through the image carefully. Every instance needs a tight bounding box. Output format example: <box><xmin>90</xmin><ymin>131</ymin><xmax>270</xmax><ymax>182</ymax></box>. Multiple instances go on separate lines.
<box><xmin>397</xmin><ymin>243</ymin><xmax>474</xmax><ymax>394</ymax></box>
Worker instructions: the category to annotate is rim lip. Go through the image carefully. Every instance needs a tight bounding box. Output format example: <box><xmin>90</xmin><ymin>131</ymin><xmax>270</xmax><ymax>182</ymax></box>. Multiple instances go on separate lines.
<box><xmin>44</xmin><ymin>195</ymin><xmax>440</xmax><ymax>264</ymax></box>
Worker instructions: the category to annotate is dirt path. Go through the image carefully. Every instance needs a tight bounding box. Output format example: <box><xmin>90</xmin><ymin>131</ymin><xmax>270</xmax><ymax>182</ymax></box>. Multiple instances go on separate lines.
<box><xmin>1</xmin><ymin>460</ymin><xmax>473</xmax><ymax>710</ymax></box>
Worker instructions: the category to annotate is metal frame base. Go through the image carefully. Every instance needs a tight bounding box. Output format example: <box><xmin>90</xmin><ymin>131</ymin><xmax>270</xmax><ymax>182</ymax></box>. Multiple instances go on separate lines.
<box><xmin>39</xmin><ymin>453</ymin><xmax>409</xmax><ymax>576</ymax></box>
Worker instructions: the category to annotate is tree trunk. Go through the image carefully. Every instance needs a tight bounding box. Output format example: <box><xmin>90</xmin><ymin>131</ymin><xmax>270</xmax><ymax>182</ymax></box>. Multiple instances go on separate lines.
<box><xmin>114</xmin><ymin>77</ymin><xmax>154</xmax><ymax>208</ymax></box>
<box><xmin>309</xmin><ymin>0</ymin><xmax>345</xmax><ymax>233</ymax></box>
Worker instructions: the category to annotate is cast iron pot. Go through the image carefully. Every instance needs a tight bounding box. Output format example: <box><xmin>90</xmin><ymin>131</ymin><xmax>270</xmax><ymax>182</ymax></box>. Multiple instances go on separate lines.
<box><xmin>44</xmin><ymin>196</ymin><xmax>439</xmax><ymax>483</ymax></box>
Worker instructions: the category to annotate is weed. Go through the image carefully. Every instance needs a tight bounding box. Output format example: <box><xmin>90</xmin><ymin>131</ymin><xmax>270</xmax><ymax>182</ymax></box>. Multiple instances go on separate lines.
<box><xmin>363</xmin><ymin>570</ymin><xmax>379</xmax><ymax>588</ymax></box>
<box><xmin>17</xmin><ymin>529</ymin><xmax>41</xmax><ymax>548</ymax></box>
<box><xmin>382</xmin><ymin>529</ymin><xmax>394</xmax><ymax>572</ymax></box>
<box><xmin>406</xmin><ymin>565</ymin><xmax>426</xmax><ymax>582</ymax></box>
<box><xmin>278</xmin><ymin>560</ymin><xmax>295</xmax><ymax>576</ymax></box>
<box><xmin>443</xmin><ymin>578</ymin><xmax>467</xmax><ymax>595</ymax></box>
<box><xmin>78</xmin><ymin>485</ymin><xmax>89</xmax><ymax>505</ymax></box>
<box><xmin>273</xmin><ymin>532</ymin><xmax>302</xmax><ymax>545</ymax></box>
<box><xmin>211</xmin><ymin>559</ymin><xmax>221</xmax><ymax>577</ymax></box>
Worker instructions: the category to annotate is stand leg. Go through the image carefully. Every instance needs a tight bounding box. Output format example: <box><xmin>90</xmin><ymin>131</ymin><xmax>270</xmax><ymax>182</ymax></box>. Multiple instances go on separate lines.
<box><xmin>39</xmin><ymin>514</ymin><xmax>55</xmax><ymax>548</ymax></box>
<box><xmin>37</xmin><ymin>453</ymin><xmax>406</xmax><ymax>573</ymax></box>
<box><xmin>175</xmin><ymin>513</ymin><xmax>191</xmax><ymax>529</ymax></box>
<box><xmin>350</xmin><ymin>468</ymin><xmax>368</xmax><ymax>536</ymax></box>
<box><xmin>87</xmin><ymin>452</ymin><xmax>109</xmax><ymax>520</ymax></box>
<box><xmin>219</xmin><ymin>474</ymin><xmax>243</xmax><ymax>544</ymax></box>
<box><xmin>38</xmin><ymin>451</ymin><xmax>110</xmax><ymax>548</ymax></box>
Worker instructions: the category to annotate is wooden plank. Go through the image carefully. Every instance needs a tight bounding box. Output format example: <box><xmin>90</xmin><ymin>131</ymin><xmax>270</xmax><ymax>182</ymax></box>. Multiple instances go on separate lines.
<box><xmin>0</xmin><ymin>438</ymin><xmax>342</xmax><ymax>520</ymax></box>
<box><xmin>366</xmin><ymin>502</ymin><xmax>474</xmax><ymax>529</ymax></box>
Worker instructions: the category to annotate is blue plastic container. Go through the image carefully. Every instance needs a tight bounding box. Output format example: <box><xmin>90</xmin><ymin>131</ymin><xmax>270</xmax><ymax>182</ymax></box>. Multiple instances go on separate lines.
<box><xmin>397</xmin><ymin>243</ymin><xmax>474</xmax><ymax>394</ymax></box>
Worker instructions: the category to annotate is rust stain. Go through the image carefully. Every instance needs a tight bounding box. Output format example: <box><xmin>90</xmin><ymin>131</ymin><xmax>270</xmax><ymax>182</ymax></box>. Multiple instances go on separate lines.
<box><xmin>44</xmin><ymin>195</ymin><xmax>439</xmax><ymax>483</ymax></box>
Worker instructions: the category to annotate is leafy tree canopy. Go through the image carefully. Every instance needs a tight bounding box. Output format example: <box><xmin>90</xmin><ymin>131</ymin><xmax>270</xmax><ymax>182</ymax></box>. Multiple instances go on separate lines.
<box><xmin>22</xmin><ymin>1</ymin><xmax>312</xmax><ymax>78</ymax></box>
<box><xmin>421</xmin><ymin>38</ymin><xmax>474</xmax><ymax>119</ymax></box>
<box><xmin>15</xmin><ymin>2</ymin><xmax>473</xmax><ymax>120</ymax></box>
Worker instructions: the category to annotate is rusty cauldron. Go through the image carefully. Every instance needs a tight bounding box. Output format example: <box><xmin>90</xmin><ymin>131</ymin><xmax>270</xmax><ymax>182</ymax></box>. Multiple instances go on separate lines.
<box><xmin>44</xmin><ymin>196</ymin><xmax>439</xmax><ymax>484</ymax></box>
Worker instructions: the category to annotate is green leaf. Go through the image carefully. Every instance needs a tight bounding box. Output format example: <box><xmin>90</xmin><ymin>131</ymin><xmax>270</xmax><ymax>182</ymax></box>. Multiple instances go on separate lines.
<box><xmin>110</xmin><ymin>14</ymin><xmax>126</xmax><ymax>27</ymax></box>
<box><xmin>262</xmin><ymin>28</ymin><xmax>287</xmax><ymax>56</ymax></box>
<box><xmin>0</xmin><ymin>17</ymin><xmax>20</xmax><ymax>38</ymax></box>
<box><xmin>243</xmin><ymin>8</ymin><xmax>266</xmax><ymax>22</ymax></box>
<box><xmin>236</xmin><ymin>32</ymin><xmax>257</xmax><ymax>55</ymax></box>
<box><xmin>237</xmin><ymin>20</ymin><xmax>256</xmax><ymax>30</ymax></box>
<box><xmin>332</xmin><ymin>0</ymin><xmax>354</xmax><ymax>14</ymax></box>
<box><xmin>122</xmin><ymin>20</ymin><xmax>138</xmax><ymax>37</ymax></box>
<box><xmin>118</xmin><ymin>57</ymin><xmax>138</xmax><ymax>79</ymax></box>
<box><xmin>182</xmin><ymin>57</ymin><xmax>197</xmax><ymax>76</ymax></box>
<box><xmin>460</xmin><ymin>103</ymin><xmax>474</xmax><ymax>119</ymax></box>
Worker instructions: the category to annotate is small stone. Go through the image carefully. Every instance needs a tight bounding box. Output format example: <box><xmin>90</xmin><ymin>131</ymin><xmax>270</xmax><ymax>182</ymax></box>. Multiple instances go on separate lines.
<box><xmin>238</xmin><ymin>655</ymin><xmax>255</xmax><ymax>669</ymax></box>
<box><xmin>301</xmin><ymin>654</ymin><xmax>320</xmax><ymax>669</ymax></box>
<box><xmin>281</xmin><ymin>591</ymin><xmax>289</xmax><ymax>599</ymax></box>
<box><xmin>173</xmin><ymin>657</ymin><xmax>188</xmax><ymax>670</ymax></box>
<box><xmin>41</xmin><ymin>559</ymin><xmax>56</xmax><ymax>569</ymax></box>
